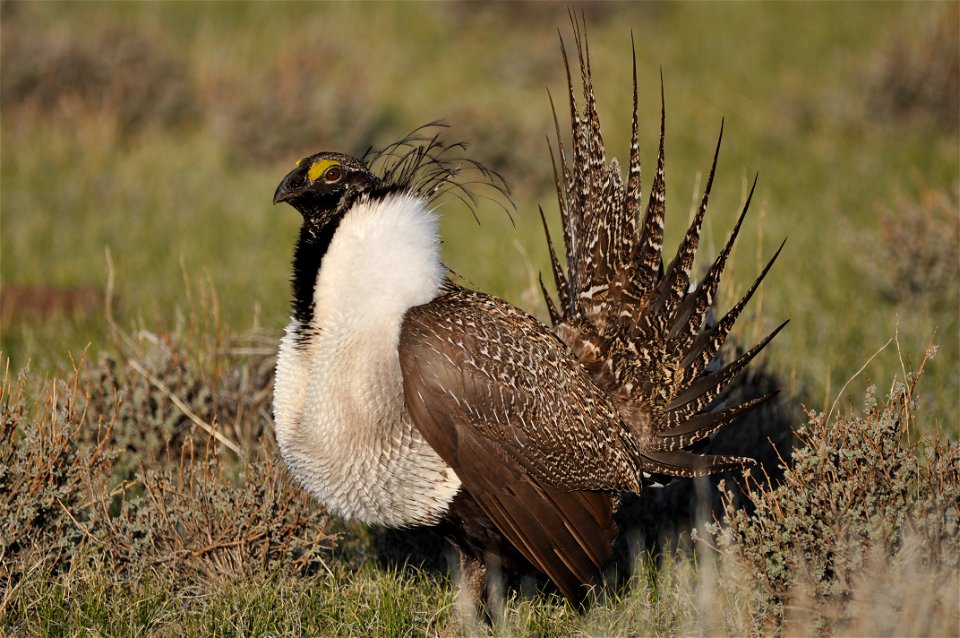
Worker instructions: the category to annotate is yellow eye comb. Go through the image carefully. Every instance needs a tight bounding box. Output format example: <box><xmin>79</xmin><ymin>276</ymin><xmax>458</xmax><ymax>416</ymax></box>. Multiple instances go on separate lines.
<box><xmin>308</xmin><ymin>159</ymin><xmax>341</xmax><ymax>182</ymax></box>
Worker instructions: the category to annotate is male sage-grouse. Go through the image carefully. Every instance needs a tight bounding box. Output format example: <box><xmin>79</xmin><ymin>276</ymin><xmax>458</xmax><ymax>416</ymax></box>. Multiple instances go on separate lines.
<box><xmin>271</xmin><ymin>31</ymin><xmax>784</xmax><ymax>608</ymax></box>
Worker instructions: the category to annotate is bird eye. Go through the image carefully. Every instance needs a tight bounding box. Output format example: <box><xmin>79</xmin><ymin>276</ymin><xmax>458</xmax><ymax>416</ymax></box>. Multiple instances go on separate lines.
<box><xmin>323</xmin><ymin>166</ymin><xmax>342</xmax><ymax>183</ymax></box>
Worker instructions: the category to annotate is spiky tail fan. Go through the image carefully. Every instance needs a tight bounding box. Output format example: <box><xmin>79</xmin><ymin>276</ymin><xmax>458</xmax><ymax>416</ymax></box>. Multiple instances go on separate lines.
<box><xmin>540</xmin><ymin>23</ymin><xmax>786</xmax><ymax>482</ymax></box>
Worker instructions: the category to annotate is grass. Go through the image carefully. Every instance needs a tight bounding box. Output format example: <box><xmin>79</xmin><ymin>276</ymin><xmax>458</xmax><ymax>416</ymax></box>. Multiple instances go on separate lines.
<box><xmin>2</xmin><ymin>2</ymin><xmax>957</xmax><ymax>432</ymax></box>
<box><xmin>0</xmin><ymin>322</ymin><xmax>956</xmax><ymax>633</ymax></box>
<box><xmin>1</xmin><ymin>1</ymin><xmax>958</xmax><ymax>635</ymax></box>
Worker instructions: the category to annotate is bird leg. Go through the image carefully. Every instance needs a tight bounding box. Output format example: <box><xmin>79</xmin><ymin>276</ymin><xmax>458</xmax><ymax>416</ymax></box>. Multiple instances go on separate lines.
<box><xmin>455</xmin><ymin>549</ymin><xmax>487</xmax><ymax>631</ymax></box>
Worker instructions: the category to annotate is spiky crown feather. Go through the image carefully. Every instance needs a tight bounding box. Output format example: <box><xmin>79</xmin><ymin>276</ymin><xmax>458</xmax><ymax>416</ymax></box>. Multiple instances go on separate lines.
<box><xmin>362</xmin><ymin>122</ymin><xmax>511</xmax><ymax>220</ymax></box>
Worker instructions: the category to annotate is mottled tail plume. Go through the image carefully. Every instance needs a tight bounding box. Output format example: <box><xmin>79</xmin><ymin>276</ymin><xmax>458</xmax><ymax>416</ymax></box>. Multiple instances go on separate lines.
<box><xmin>542</xmin><ymin>16</ymin><xmax>785</xmax><ymax>483</ymax></box>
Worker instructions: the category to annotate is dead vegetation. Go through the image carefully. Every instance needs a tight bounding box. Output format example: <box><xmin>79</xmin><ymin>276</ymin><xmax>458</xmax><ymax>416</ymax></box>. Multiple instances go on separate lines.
<box><xmin>0</xmin><ymin>328</ymin><xmax>334</xmax><ymax>601</ymax></box>
<box><xmin>0</xmin><ymin>285</ymin><xmax>105</xmax><ymax>326</ymax></box>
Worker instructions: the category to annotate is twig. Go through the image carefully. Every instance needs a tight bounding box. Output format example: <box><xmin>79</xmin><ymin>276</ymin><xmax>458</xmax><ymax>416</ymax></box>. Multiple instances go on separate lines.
<box><xmin>56</xmin><ymin>497</ymin><xmax>95</xmax><ymax>541</ymax></box>
<box><xmin>128</xmin><ymin>359</ymin><xmax>245</xmax><ymax>460</ymax></box>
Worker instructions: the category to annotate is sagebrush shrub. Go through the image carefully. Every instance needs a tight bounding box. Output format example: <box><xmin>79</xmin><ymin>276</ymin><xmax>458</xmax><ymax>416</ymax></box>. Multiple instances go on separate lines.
<box><xmin>0</xmin><ymin>329</ymin><xmax>335</xmax><ymax>597</ymax></box>
<box><xmin>0</xmin><ymin>366</ymin><xmax>117</xmax><ymax>583</ymax></box>
<box><xmin>870</xmin><ymin>186</ymin><xmax>960</xmax><ymax>307</ymax></box>
<box><xmin>870</xmin><ymin>3</ymin><xmax>959</xmax><ymax>128</ymax></box>
<box><xmin>81</xmin><ymin>343</ymin><xmax>215</xmax><ymax>468</ymax></box>
<box><xmin>712</xmin><ymin>347</ymin><xmax>959</xmax><ymax>632</ymax></box>
<box><xmin>79</xmin><ymin>329</ymin><xmax>278</xmax><ymax>470</ymax></box>
<box><xmin>98</xmin><ymin>443</ymin><xmax>334</xmax><ymax>588</ymax></box>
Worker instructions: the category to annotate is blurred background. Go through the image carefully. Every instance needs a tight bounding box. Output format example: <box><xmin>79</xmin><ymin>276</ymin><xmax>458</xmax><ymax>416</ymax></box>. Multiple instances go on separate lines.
<box><xmin>1</xmin><ymin>1</ymin><xmax>957</xmax><ymax>433</ymax></box>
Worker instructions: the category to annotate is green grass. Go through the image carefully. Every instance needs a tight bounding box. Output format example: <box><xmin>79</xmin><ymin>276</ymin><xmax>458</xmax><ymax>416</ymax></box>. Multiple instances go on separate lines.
<box><xmin>3</xmin><ymin>2</ymin><xmax>956</xmax><ymax>433</ymax></box>
<box><xmin>1</xmin><ymin>2</ymin><xmax>958</xmax><ymax>635</ymax></box>
<box><xmin>7</xmin><ymin>556</ymin><xmax>456</xmax><ymax>637</ymax></box>
<box><xmin>9</xmin><ymin>533</ymin><xmax>955</xmax><ymax>636</ymax></box>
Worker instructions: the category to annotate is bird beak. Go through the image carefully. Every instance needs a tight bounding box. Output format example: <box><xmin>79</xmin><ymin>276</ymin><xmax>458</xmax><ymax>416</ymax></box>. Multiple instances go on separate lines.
<box><xmin>273</xmin><ymin>183</ymin><xmax>291</xmax><ymax>205</ymax></box>
<box><xmin>273</xmin><ymin>166</ymin><xmax>302</xmax><ymax>205</ymax></box>
<box><xmin>273</xmin><ymin>180</ymin><xmax>293</xmax><ymax>205</ymax></box>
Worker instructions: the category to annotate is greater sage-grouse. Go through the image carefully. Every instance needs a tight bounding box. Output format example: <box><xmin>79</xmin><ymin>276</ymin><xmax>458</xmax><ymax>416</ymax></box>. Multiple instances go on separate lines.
<box><xmin>271</xmin><ymin>31</ymin><xmax>784</xmax><ymax>607</ymax></box>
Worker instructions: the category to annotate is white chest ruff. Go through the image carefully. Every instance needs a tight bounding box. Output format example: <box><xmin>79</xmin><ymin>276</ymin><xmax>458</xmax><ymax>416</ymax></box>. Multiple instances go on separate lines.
<box><xmin>273</xmin><ymin>193</ymin><xmax>461</xmax><ymax>527</ymax></box>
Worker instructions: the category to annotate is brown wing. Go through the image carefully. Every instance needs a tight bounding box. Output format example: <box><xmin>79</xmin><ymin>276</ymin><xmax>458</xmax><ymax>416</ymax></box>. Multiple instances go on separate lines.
<box><xmin>401</xmin><ymin>284</ymin><xmax>644</xmax><ymax>492</ymax></box>
<box><xmin>398</xmin><ymin>284</ymin><xmax>628</xmax><ymax>601</ymax></box>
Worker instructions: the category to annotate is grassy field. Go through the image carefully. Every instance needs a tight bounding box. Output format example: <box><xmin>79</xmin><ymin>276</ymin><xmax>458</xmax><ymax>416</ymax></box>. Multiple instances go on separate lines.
<box><xmin>2</xmin><ymin>2</ymin><xmax>958</xmax><ymax>636</ymax></box>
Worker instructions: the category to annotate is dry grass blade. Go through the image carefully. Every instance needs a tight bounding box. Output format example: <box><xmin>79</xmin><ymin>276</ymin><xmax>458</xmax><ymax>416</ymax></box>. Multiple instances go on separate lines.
<box><xmin>825</xmin><ymin>334</ymin><xmax>893</xmax><ymax>426</ymax></box>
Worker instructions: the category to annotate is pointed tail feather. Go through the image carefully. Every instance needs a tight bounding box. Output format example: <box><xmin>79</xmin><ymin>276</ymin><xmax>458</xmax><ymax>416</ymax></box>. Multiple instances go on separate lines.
<box><xmin>541</xmin><ymin>22</ymin><xmax>785</xmax><ymax>486</ymax></box>
<box><xmin>632</xmin><ymin>86</ymin><xmax>667</xmax><ymax>300</ymax></box>
<box><xmin>641</xmin><ymin>450</ymin><xmax>755</xmax><ymax>478</ymax></box>
<box><xmin>655</xmin><ymin>121</ymin><xmax>723</xmax><ymax>322</ymax></box>
<box><xmin>667</xmin><ymin>175</ymin><xmax>758</xmax><ymax>349</ymax></box>
<box><xmin>679</xmin><ymin>241</ymin><xmax>786</xmax><ymax>381</ymax></box>
<box><xmin>658</xmin><ymin>391</ymin><xmax>778</xmax><ymax>451</ymax></box>
<box><xmin>668</xmin><ymin>320</ymin><xmax>789</xmax><ymax>422</ymax></box>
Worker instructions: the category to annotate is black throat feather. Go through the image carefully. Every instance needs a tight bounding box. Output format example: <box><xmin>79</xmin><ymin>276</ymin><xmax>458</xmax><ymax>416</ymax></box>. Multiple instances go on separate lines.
<box><xmin>290</xmin><ymin>219</ymin><xmax>340</xmax><ymax>345</ymax></box>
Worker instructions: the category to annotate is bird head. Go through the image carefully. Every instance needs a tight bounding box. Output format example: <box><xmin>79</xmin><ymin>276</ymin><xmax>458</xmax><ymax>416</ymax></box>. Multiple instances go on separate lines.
<box><xmin>273</xmin><ymin>152</ymin><xmax>381</xmax><ymax>231</ymax></box>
